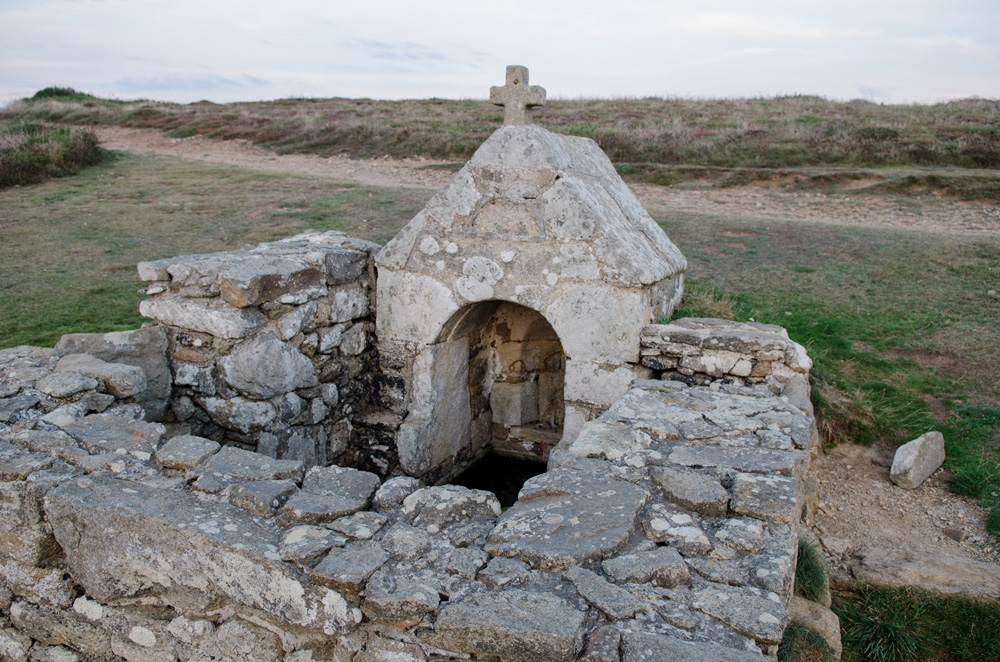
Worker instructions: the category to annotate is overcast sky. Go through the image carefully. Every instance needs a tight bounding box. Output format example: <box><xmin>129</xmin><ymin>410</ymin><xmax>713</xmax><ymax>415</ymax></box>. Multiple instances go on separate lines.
<box><xmin>2</xmin><ymin>0</ymin><xmax>998</xmax><ymax>105</ymax></box>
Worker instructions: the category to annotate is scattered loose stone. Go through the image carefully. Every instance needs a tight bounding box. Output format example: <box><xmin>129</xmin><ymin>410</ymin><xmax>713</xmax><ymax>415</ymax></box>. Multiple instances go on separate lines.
<box><xmin>564</xmin><ymin>566</ymin><xmax>647</xmax><ymax>620</ymax></box>
<box><xmin>478</xmin><ymin>556</ymin><xmax>531</xmax><ymax>589</ymax></box>
<box><xmin>229</xmin><ymin>479</ymin><xmax>299</xmax><ymax>517</ymax></box>
<box><xmin>427</xmin><ymin>589</ymin><xmax>586</xmax><ymax>662</ymax></box>
<box><xmin>787</xmin><ymin>595</ymin><xmax>842</xmax><ymax>661</ymax></box>
<box><xmin>890</xmin><ymin>431</ymin><xmax>945</xmax><ymax>489</ymax></box>
<box><xmin>602</xmin><ymin>546</ymin><xmax>691</xmax><ymax>587</ymax></box>
<box><xmin>154</xmin><ymin>434</ymin><xmax>220</xmax><ymax>470</ymax></box>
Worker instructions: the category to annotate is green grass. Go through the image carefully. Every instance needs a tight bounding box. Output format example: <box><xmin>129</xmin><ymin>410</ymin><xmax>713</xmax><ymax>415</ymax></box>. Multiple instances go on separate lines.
<box><xmin>835</xmin><ymin>585</ymin><xmax>1000</xmax><ymax>662</ymax></box>
<box><xmin>0</xmin><ymin>120</ymin><xmax>104</xmax><ymax>188</ymax></box>
<box><xmin>795</xmin><ymin>537</ymin><xmax>829</xmax><ymax>603</ymax></box>
<box><xmin>663</xmin><ymin>211</ymin><xmax>1000</xmax><ymax>546</ymax></box>
<box><xmin>0</xmin><ymin>152</ymin><xmax>431</xmax><ymax>348</ymax></box>
<box><xmin>778</xmin><ymin>623</ymin><xmax>838</xmax><ymax>662</ymax></box>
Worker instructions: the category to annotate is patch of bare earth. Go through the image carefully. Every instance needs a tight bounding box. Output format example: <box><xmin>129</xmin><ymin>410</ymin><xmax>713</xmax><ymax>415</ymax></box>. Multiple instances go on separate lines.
<box><xmin>814</xmin><ymin>441</ymin><xmax>1000</xmax><ymax>598</ymax></box>
<box><xmin>633</xmin><ymin>182</ymin><xmax>1000</xmax><ymax>237</ymax></box>
<box><xmin>93</xmin><ymin>127</ymin><xmax>457</xmax><ymax>190</ymax></box>
<box><xmin>96</xmin><ymin>127</ymin><xmax>1000</xmax><ymax>237</ymax></box>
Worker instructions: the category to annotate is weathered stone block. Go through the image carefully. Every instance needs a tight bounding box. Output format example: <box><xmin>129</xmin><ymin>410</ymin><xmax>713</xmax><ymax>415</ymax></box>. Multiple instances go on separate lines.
<box><xmin>490</xmin><ymin>379</ymin><xmax>539</xmax><ymax>426</ymax></box>
<box><xmin>154</xmin><ymin>434</ymin><xmax>219</xmax><ymax>470</ymax></box>
<box><xmin>218</xmin><ymin>331</ymin><xmax>317</xmax><ymax>399</ymax></box>
<box><xmin>602</xmin><ymin>546</ymin><xmax>690</xmax><ymax>587</ymax></box>
<box><xmin>651</xmin><ymin>466</ymin><xmax>730</xmax><ymax>517</ymax></box>
<box><xmin>890</xmin><ymin>431</ymin><xmax>945</xmax><ymax>489</ymax></box>
<box><xmin>486</xmin><ymin>474</ymin><xmax>647</xmax><ymax>569</ymax></box>
<box><xmin>140</xmin><ymin>298</ymin><xmax>265</xmax><ymax>339</ymax></box>
<box><xmin>427</xmin><ymin>589</ymin><xmax>586</xmax><ymax>662</ymax></box>
<box><xmin>44</xmin><ymin>476</ymin><xmax>356</xmax><ymax>634</ymax></box>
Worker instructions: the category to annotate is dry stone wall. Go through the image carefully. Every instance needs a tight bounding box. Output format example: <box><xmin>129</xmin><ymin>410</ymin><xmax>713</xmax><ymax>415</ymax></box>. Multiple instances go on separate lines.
<box><xmin>0</xmin><ymin>308</ymin><xmax>823</xmax><ymax>661</ymax></box>
<box><xmin>135</xmin><ymin>231</ymin><xmax>385</xmax><ymax>473</ymax></box>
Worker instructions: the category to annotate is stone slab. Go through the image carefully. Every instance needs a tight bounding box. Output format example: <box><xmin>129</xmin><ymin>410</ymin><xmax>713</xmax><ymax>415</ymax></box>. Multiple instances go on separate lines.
<box><xmin>621</xmin><ymin>631</ymin><xmax>764</xmax><ymax>662</ymax></box>
<box><xmin>43</xmin><ymin>475</ymin><xmax>356</xmax><ymax>634</ymax></box>
<box><xmin>427</xmin><ymin>589</ymin><xmax>586</xmax><ymax>662</ymax></box>
<box><xmin>564</xmin><ymin>566</ymin><xmax>647</xmax><ymax>620</ymax></box>
<box><xmin>602</xmin><ymin>546</ymin><xmax>691</xmax><ymax>587</ymax></box>
<box><xmin>486</xmin><ymin>473</ymin><xmax>648</xmax><ymax>569</ymax></box>
<box><xmin>651</xmin><ymin>466</ymin><xmax>729</xmax><ymax>517</ymax></box>
<box><xmin>730</xmin><ymin>473</ymin><xmax>799</xmax><ymax>524</ymax></box>
<box><xmin>154</xmin><ymin>434</ymin><xmax>220</xmax><ymax>470</ymax></box>
<box><xmin>58</xmin><ymin>414</ymin><xmax>165</xmax><ymax>460</ymax></box>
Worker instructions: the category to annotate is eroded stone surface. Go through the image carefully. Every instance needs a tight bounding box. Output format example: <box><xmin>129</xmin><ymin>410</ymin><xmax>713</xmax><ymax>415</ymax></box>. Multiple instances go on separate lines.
<box><xmin>486</xmin><ymin>472</ymin><xmax>648</xmax><ymax>569</ymax></box>
<box><xmin>427</xmin><ymin>589</ymin><xmax>586</xmax><ymax>662</ymax></box>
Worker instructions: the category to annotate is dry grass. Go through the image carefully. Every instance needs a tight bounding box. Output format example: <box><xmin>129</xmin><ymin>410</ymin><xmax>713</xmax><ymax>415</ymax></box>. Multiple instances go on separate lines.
<box><xmin>4</xmin><ymin>93</ymin><xmax>999</xmax><ymax>174</ymax></box>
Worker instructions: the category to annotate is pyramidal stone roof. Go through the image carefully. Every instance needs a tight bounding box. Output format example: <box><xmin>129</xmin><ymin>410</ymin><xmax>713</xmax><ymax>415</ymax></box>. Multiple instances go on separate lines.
<box><xmin>376</xmin><ymin>122</ymin><xmax>687</xmax><ymax>300</ymax></box>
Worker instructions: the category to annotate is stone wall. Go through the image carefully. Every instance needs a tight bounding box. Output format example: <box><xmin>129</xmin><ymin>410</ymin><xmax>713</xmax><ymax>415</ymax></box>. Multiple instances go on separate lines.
<box><xmin>136</xmin><ymin>231</ymin><xmax>382</xmax><ymax>472</ymax></box>
<box><xmin>0</xmin><ymin>303</ymin><xmax>831</xmax><ymax>661</ymax></box>
<box><xmin>1</xmin><ymin>341</ymin><xmax>820</xmax><ymax>662</ymax></box>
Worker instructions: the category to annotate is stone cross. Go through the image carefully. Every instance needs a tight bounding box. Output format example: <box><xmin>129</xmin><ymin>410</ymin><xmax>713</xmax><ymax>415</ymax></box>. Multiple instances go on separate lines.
<box><xmin>490</xmin><ymin>65</ymin><xmax>546</xmax><ymax>126</ymax></box>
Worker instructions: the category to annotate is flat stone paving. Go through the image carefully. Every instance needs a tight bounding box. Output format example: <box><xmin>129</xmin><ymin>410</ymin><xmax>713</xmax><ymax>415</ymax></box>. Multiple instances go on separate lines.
<box><xmin>1</xmin><ymin>366</ymin><xmax>817</xmax><ymax>661</ymax></box>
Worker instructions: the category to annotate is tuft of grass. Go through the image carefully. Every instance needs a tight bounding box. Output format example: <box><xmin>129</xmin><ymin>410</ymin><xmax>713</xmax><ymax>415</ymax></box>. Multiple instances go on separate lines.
<box><xmin>795</xmin><ymin>537</ymin><xmax>829</xmax><ymax>603</ymax></box>
<box><xmin>0</xmin><ymin>120</ymin><xmax>104</xmax><ymax>189</ymax></box>
<box><xmin>167</xmin><ymin>127</ymin><xmax>199</xmax><ymax>139</ymax></box>
<box><xmin>777</xmin><ymin>623</ymin><xmax>838</xmax><ymax>662</ymax></box>
<box><xmin>835</xmin><ymin>585</ymin><xmax>1000</xmax><ymax>662</ymax></box>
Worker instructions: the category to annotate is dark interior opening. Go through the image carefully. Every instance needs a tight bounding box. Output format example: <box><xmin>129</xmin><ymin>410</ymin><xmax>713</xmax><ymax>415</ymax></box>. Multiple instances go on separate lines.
<box><xmin>451</xmin><ymin>451</ymin><xmax>547</xmax><ymax>509</ymax></box>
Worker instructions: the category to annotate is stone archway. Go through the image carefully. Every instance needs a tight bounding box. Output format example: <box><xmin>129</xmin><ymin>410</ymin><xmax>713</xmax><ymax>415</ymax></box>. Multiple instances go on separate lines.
<box><xmin>397</xmin><ymin>300</ymin><xmax>565</xmax><ymax>483</ymax></box>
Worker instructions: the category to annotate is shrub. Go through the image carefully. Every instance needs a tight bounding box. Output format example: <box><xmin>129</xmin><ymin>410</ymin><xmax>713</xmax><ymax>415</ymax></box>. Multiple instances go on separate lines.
<box><xmin>0</xmin><ymin>121</ymin><xmax>103</xmax><ymax>189</ymax></box>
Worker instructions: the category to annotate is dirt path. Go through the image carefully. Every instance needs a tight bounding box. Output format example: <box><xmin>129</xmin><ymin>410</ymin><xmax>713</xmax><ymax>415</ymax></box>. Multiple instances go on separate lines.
<box><xmin>98</xmin><ymin>126</ymin><xmax>1000</xmax><ymax>590</ymax></box>
<box><xmin>96</xmin><ymin>127</ymin><xmax>1000</xmax><ymax>237</ymax></box>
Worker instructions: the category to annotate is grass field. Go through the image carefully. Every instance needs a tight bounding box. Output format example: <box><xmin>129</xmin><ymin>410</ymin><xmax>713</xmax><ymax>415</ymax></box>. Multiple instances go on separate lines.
<box><xmin>2</xmin><ymin>89</ymin><xmax>1000</xmax><ymax>661</ymax></box>
<box><xmin>3</xmin><ymin>87</ymin><xmax>1000</xmax><ymax>199</ymax></box>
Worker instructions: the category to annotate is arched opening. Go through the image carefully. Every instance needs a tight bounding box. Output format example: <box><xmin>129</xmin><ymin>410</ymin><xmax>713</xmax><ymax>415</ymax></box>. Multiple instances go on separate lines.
<box><xmin>430</xmin><ymin>300</ymin><xmax>565</xmax><ymax>497</ymax></box>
